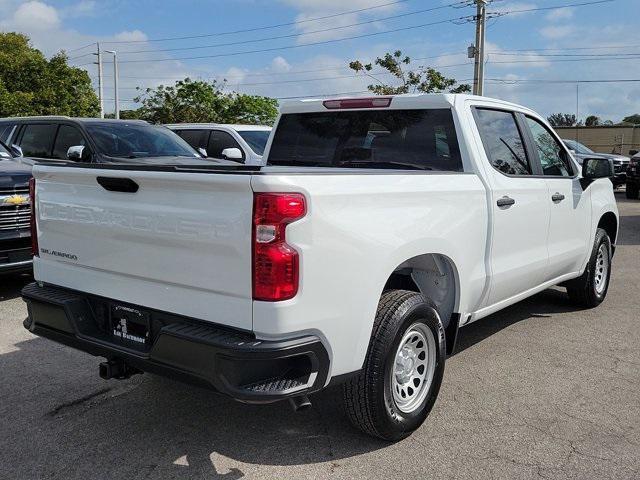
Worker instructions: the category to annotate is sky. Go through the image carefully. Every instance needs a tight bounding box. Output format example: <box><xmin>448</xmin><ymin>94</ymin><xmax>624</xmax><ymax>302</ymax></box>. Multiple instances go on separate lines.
<box><xmin>0</xmin><ymin>0</ymin><xmax>639</xmax><ymax>121</ymax></box>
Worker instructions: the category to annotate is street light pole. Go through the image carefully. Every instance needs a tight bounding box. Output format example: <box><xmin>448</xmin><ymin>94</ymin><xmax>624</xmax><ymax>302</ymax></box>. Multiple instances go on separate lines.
<box><xmin>95</xmin><ymin>42</ymin><xmax>104</xmax><ymax>118</ymax></box>
<box><xmin>105</xmin><ymin>50</ymin><xmax>119</xmax><ymax>119</ymax></box>
<box><xmin>473</xmin><ymin>0</ymin><xmax>487</xmax><ymax>96</ymax></box>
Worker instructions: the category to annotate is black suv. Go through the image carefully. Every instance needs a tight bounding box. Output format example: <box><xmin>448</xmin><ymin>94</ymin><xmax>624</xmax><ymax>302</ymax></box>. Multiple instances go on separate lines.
<box><xmin>0</xmin><ymin>141</ymin><xmax>32</xmax><ymax>273</ymax></box>
<box><xmin>0</xmin><ymin>117</ymin><xmax>204</xmax><ymax>164</ymax></box>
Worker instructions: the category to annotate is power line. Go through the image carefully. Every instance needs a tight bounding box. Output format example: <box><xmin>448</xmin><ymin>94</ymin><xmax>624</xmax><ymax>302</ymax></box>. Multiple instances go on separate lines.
<box><xmin>98</xmin><ymin>0</ymin><xmax>422</xmax><ymax>45</ymax></box>
<box><xmin>115</xmin><ymin>3</ymin><xmax>471</xmax><ymax>56</ymax></box>
<box><xmin>485</xmin><ymin>77</ymin><xmax>640</xmax><ymax>84</ymax></box>
<box><xmin>491</xmin><ymin>0</ymin><xmax>615</xmax><ymax>16</ymax></box>
<box><xmin>113</xmin><ymin>16</ymin><xmax>476</xmax><ymax>64</ymax></box>
<box><xmin>487</xmin><ymin>55</ymin><xmax>640</xmax><ymax>64</ymax></box>
<box><xmin>488</xmin><ymin>52</ymin><xmax>640</xmax><ymax>58</ymax></box>
<box><xmin>488</xmin><ymin>44</ymin><xmax>640</xmax><ymax>53</ymax></box>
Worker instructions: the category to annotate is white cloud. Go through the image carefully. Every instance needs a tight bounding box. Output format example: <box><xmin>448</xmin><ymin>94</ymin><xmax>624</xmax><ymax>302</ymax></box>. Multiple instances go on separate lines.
<box><xmin>60</xmin><ymin>0</ymin><xmax>96</xmax><ymax>18</ymax></box>
<box><xmin>12</xmin><ymin>1</ymin><xmax>59</xmax><ymax>30</ymax></box>
<box><xmin>113</xmin><ymin>30</ymin><xmax>147</xmax><ymax>42</ymax></box>
<box><xmin>540</xmin><ymin>25</ymin><xmax>575</xmax><ymax>39</ymax></box>
<box><xmin>280</xmin><ymin>0</ymin><xmax>401</xmax><ymax>44</ymax></box>
<box><xmin>271</xmin><ymin>56</ymin><xmax>292</xmax><ymax>72</ymax></box>
<box><xmin>546</xmin><ymin>8</ymin><xmax>574</xmax><ymax>22</ymax></box>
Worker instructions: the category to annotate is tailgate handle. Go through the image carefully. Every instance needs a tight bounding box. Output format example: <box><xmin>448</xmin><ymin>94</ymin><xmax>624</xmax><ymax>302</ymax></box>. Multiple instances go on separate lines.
<box><xmin>96</xmin><ymin>176</ymin><xmax>139</xmax><ymax>193</ymax></box>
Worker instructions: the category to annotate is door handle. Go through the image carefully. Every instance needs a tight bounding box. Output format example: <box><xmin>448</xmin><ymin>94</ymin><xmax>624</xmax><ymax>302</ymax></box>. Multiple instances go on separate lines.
<box><xmin>551</xmin><ymin>192</ymin><xmax>565</xmax><ymax>202</ymax></box>
<box><xmin>496</xmin><ymin>196</ymin><xmax>516</xmax><ymax>207</ymax></box>
<box><xmin>96</xmin><ymin>176</ymin><xmax>139</xmax><ymax>193</ymax></box>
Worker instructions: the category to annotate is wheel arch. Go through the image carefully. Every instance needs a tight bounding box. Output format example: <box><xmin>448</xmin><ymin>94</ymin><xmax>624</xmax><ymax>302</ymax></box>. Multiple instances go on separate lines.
<box><xmin>383</xmin><ymin>253</ymin><xmax>461</xmax><ymax>355</ymax></box>
<box><xmin>597</xmin><ymin>211</ymin><xmax>618</xmax><ymax>247</ymax></box>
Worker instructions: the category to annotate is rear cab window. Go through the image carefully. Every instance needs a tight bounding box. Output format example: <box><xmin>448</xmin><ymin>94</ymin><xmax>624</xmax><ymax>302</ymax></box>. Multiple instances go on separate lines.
<box><xmin>267</xmin><ymin>109</ymin><xmax>463</xmax><ymax>171</ymax></box>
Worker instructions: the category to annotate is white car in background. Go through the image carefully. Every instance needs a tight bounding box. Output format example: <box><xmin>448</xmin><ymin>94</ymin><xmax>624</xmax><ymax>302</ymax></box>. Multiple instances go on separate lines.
<box><xmin>166</xmin><ymin>124</ymin><xmax>271</xmax><ymax>165</ymax></box>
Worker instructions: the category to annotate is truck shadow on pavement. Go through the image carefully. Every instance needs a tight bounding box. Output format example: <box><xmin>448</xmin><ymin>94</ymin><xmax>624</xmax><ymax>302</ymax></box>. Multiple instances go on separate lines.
<box><xmin>0</xmin><ymin>286</ymin><xmax>593</xmax><ymax>479</ymax></box>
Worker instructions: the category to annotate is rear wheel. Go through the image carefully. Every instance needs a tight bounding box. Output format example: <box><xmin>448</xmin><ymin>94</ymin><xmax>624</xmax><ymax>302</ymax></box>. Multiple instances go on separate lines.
<box><xmin>566</xmin><ymin>228</ymin><xmax>612</xmax><ymax>307</ymax></box>
<box><xmin>626</xmin><ymin>182</ymin><xmax>639</xmax><ymax>199</ymax></box>
<box><xmin>343</xmin><ymin>290</ymin><xmax>445</xmax><ymax>441</ymax></box>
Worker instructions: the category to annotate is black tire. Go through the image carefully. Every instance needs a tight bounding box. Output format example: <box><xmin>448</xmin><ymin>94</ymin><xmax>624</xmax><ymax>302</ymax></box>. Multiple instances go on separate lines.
<box><xmin>566</xmin><ymin>228</ymin><xmax>612</xmax><ymax>308</ymax></box>
<box><xmin>343</xmin><ymin>290</ymin><xmax>446</xmax><ymax>441</ymax></box>
<box><xmin>626</xmin><ymin>182</ymin><xmax>639</xmax><ymax>199</ymax></box>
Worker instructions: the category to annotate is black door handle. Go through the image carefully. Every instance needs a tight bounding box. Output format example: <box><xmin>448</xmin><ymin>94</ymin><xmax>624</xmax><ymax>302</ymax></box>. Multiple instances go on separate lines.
<box><xmin>496</xmin><ymin>196</ymin><xmax>516</xmax><ymax>207</ymax></box>
<box><xmin>96</xmin><ymin>176</ymin><xmax>139</xmax><ymax>193</ymax></box>
<box><xmin>552</xmin><ymin>192</ymin><xmax>565</xmax><ymax>202</ymax></box>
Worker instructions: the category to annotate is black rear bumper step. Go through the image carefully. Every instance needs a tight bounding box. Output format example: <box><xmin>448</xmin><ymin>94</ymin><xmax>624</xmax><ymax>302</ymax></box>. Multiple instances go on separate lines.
<box><xmin>22</xmin><ymin>282</ymin><xmax>330</xmax><ymax>403</ymax></box>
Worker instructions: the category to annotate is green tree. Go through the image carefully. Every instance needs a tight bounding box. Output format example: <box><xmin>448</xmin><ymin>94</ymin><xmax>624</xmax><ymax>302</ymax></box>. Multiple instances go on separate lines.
<box><xmin>0</xmin><ymin>32</ymin><xmax>99</xmax><ymax>117</ymax></box>
<box><xmin>585</xmin><ymin>115</ymin><xmax>600</xmax><ymax>126</ymax></box>
<box><xmin>134</xmin><ymin>78</ymin><xmax>278</xmax><ymax>125</ymax></box>
<box><xmin>622</xmin><ymin>114</ymin><xmax>640</xmax><ymax>125</ymax></box>
<box><xmin>547</xmin><ymin>113</ymin><xmax>578</xmax><ymax>127</ymax></box>
<box><xmin>349</xmin><ymin>50</ymin><xmax>471</xmax><ymax>95</ymax></box>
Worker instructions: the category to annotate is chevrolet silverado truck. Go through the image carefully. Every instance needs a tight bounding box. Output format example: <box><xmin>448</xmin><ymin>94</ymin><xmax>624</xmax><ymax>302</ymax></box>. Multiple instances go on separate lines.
<box><xmin>22</xmin><ymin>94</ymin><xmax>618</xmax><ymax>441</ymax></box>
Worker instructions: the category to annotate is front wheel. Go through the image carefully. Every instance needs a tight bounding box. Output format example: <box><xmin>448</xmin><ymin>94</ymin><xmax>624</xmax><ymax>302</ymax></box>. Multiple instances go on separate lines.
<box><xmin>626</xmin><ymin>182</ymin><xmax>639</xmax><ymax>199</ymax></box>
<box><xmin>343</xmin><ymin>290</ymin><xmax>446</xmax><ymax>441</ymax></box>
<box><xmin>566</xmin><ymin>228</ymin><xmax>612</xmax><ymax>307</ymax></box>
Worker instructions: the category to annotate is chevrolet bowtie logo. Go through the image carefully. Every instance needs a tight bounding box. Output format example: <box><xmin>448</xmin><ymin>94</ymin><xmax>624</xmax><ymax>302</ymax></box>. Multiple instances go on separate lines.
<box><xmin>1</xmin><ymin>194</ymin><xmax>29</xmax><ymax>206</ymax></box>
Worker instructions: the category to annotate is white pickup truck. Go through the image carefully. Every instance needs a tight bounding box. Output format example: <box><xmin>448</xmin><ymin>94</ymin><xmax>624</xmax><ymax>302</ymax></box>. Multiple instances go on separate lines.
<box><xmin>22</xmin><ymin>94</ymin><xmax>618</xmax><ymax>441</ymax></box>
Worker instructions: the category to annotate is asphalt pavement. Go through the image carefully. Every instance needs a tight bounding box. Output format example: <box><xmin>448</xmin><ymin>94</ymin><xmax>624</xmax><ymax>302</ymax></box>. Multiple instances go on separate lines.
<box><xmin>1</xmin><ymin>192</ymin><xmax>638</xmax><ymax>480</ymax></box>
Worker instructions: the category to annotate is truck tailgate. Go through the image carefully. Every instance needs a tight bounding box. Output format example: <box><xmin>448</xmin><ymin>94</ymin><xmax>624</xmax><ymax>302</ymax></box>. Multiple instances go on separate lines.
<box><xmin>33</xmin><ymin>166</ymin><xmax>254</xmax><ymax>330</ymax></box>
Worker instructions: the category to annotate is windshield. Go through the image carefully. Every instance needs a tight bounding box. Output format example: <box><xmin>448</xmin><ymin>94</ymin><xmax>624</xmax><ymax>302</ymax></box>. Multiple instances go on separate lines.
<box><xmin>564</xmin><ymin>139</ymin><xmax>593</xmax><ymax>155</ymax></box>
<box><xmin>237</xmin><ymin>130</ymin><xmax>270</xmax><ymax>155</ymax></box>
<box><xmin>86</xmin><ymin>123</ymin><xmax>200</xmax><ymax>159</ymax></box>
<box><xmin>267</xmin><ymin>109</ymin><xmax>462</xmax><ymax>171</ymax></box>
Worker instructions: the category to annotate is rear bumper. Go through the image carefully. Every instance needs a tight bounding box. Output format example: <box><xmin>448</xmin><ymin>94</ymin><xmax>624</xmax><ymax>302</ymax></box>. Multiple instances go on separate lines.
<box><xmin>21</xmin><ymin>282</ymin><xmax>330</xmax><ymax>403</ymax></box>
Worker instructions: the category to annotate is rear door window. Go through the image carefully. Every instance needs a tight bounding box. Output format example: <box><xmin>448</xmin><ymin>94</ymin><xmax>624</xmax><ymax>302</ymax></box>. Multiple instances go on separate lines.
<box><xmin>18</xmin><ymin>124</ymin><xmax>58</xmax><ymax>158</ymax></box>
<box><xmin>52</xmin><ymin>125</ymin><xmax>89</xmax><ymax>160</ymax></box>
<box><xmin>176</xmin><ymin>129</ymin><xmax>210</xmax><ymax>151</ymax></box>
<box><xmin>474</xmin><ymin>109</ymin><xmax>531</xmax><ymax>176</ymax></box>
<box><xmin>267</xmin><ymin>109</ymin><xmax>462</xmax><ymax>171</ymax></box>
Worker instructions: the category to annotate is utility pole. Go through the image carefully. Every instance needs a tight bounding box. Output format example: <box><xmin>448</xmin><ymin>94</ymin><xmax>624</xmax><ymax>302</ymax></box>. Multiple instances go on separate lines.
<box><xmin>576</xmin><ymin>82</ymin><xmax>579</xmax><ymax>141</ymax></box>
<box><xmin>95</xmin><ymin>42</ymin><xmax>104</xmax><ymax>119</ymax></box>
<box><xmin>472</xmin><ymin>0</ymin><xmax>487</xmax><ymax>96</ymax></box>
<box><xmin>105</xmin><ymin>50</ymin><xmax>119</xmax><ymax>119</ymax></box>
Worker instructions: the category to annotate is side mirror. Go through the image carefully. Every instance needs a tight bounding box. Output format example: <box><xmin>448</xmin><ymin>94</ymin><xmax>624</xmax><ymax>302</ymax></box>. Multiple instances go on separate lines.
<box><xmin>221</xmin><ymin>147</ymin><xmax>243</xmax><ymax>161</ymax></box>
<box><xmin>67</xmin><ymin>145</ymin><xmax>89</xmax><ymax>162</ymax></box>
<box><xmin>582</xmin><ymin>157</ymin><xmax>614</xmax><ymax>180</ymax></box>
<box><xmin>197</xmin><ymin>147</ymin><xmax>208</xmax><ymax>157</ymax></box>
<box><xmin>629</xmin><ymin>149</ymin><xmax>639</xmax><ymax>156</ymax></box>
<box><xmin>10</xmin><ymin>144</ymin><xmax>23</xmax><ymax>157</ymax></box>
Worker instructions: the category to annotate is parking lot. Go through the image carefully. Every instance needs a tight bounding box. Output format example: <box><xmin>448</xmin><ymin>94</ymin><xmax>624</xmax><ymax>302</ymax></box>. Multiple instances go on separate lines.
<box><xmin>0</xmin><ymin>192</ymin><xmax>637</xmax><ymax>480</ymax></box>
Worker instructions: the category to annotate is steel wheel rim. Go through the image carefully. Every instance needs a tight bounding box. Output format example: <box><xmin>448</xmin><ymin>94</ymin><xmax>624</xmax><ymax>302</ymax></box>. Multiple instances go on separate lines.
<box><xmin>594</xmin><ymin>244</ymin><xmax>609</xmax><ymax>294</ymax></box>
<box><xmin>391</xmin><ymin>322</ymin><xmax>436</xmax><ymax>414</ymax></box>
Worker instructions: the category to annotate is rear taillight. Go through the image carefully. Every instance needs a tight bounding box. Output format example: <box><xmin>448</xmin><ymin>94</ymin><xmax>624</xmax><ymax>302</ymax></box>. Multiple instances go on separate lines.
<box><xmin>29</xmin><ymin>177</ymin><xmax>38</xmax><ymax>257</ymax></box>
<box><xmin>252</xmin><ymin>193</ymin><xmax>306</xmax><ymax>301</ymax></box>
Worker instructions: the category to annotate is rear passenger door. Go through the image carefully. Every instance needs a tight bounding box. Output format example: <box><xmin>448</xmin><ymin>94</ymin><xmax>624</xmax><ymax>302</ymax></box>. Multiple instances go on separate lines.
<box><xmin>473</xmin><ymin>108</ymin><xmax>550</xmax><ymax>305</ymax></box>
<box><xmin>523</xmin><ymin>116</ymin><xmax>591</xmax><ymax>279</ymax></box>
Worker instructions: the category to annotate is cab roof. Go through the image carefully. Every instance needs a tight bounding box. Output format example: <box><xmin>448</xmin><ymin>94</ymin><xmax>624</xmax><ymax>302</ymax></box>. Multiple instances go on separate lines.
<box><xmin>278</xmin><ymin>93</ymin><xmax>535</xmax><ymax>116</ymax></box>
